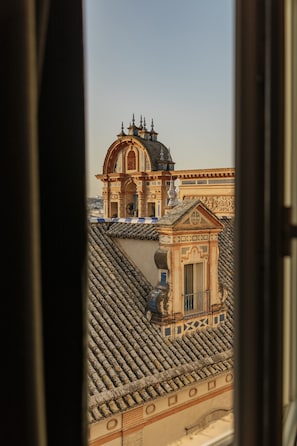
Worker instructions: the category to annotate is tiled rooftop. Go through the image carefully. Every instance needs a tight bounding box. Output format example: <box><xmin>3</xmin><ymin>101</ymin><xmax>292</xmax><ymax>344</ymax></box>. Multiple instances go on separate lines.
<box><xmin>106</xmin><ymin>221</ymin><xmax>159</xmax><ymax>240</ymax></box>
<box><xmin>88</xmin><ymin>218</ymin><xmax>234</xmax><ymax>423</ymax></box>
<box><xmin>157</xmin><ymin>198</ymin><xmax>222</xmax><ymax>227</ymax></box>
<box><xmin>132</xmin><ymin>136</ymin><xmax>173</xmax><ymax>171</ymax></box>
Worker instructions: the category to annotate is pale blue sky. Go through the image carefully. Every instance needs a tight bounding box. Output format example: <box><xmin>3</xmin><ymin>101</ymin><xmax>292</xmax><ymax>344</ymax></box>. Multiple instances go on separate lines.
<box><xmin>83</xmin><ymin>0</ymin><xmax>234</xmax><ymax>197</ymax></box>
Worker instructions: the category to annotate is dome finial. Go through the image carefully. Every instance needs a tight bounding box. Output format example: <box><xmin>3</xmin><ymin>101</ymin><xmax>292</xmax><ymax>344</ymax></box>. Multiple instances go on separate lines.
<box><xmin>150</xmin><ymin>118</ymin><xmax>158</xmax><ymax>141</ymax></box>
<box><xmin>132</xmin><ymin>113</ymin><xmax>135</xmax><ymax>125</ymax></box>
<box><xmin>117</xmin><ymin>121</ymin><xmax>126</xmax><ymax>137</ymax></box>
<box><xmin>139</xmin><ymin>115</ymin><xmax>143</xmax><ymax>129</ymax></box>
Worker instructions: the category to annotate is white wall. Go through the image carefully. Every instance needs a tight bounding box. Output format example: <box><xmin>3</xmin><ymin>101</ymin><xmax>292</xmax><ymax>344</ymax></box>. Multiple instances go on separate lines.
<box><xmin>116</xmin><ymin>239</ymin><xmax>159</xmax><ymax>286</ymax></box>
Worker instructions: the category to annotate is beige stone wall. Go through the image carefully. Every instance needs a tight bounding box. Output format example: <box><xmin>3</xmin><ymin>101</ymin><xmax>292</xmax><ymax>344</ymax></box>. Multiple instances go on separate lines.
<box><xmin>143</xmin><ymin>389</ymin><xmax>233</xmax><ymax>446</ymax></box>
<box><xmin>175</xmin><ymin>168</ymin><xmax>235</xmax><ymax>217</ymax></box>
<box><xmin>89</xmin><ymin>372</ymin><xmax>234</xmax><ymax>446</ymax></box>
<box><xmin>89</xmin><ymin>415</ymin><xmax>122</xmax><ymax>445</ymax></box>
<box><xmin>116</xmin><ymin>239</ymin><xmax>159</xmax><ymax>286</ymax></box>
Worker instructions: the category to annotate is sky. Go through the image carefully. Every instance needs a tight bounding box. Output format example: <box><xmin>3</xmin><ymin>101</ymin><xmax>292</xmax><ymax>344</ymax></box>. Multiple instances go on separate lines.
<box><xmin>83</xmin><ymin>0</ymin><xmax>234</xmax><ymax>197</ymax></box>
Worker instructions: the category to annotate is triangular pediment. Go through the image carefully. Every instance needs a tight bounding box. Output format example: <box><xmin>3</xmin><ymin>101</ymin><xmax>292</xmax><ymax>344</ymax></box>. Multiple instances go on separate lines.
<box><xmin>176</xmin><ymin>204</ymin><xmax>222</xmax><ymax>230</ymax></box>
<box><xmin>157</xmin><ymin>199</ymin><xmax>223</xmax><ymax>231</ymax></box>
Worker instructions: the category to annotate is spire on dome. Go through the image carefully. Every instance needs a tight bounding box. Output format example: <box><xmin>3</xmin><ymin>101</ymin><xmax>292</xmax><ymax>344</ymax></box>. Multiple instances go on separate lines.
<box><xmin>127</xmin><ymin>113</ymin><xmax>139</xmax><ymax>136</ymax></box>
<box><xmin>138</xmin><ymin>116</ymin><xmax>150</xmax><ymax>140</ymax></box>
<box><xmin>150</xmin><ymin>118</ymin><xmax>158</xmax><ymax>141</ymax></box>
<box><xmin>139</xmin><ymin>115</ymin><xmax>143</xmax><ymax>129</ymax></box>
<box><xmin>117</xmin><ymin>121</ymin><xmax>126</xmax><ymax>138</ymax></box>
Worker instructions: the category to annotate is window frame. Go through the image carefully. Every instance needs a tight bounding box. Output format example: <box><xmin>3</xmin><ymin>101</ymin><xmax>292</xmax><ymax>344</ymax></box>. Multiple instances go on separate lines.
<box><xmin>184</xmin><ymin>262</ymin><xmax>206</xmax><ymax>315</ymax></box>
<box><xmin>3</xmin><ymin>1</ymin><xmax>295</xmax><ymax>445</ymax></box>
<box><xmin>235</xmin><ymin>0</ymin><xmax>285</xmax><ymax>444</ymax></box>
<box><xmin>283</xmin><ymin>0</ymin><xmax>297</xmax><ymax>443</ymax></box>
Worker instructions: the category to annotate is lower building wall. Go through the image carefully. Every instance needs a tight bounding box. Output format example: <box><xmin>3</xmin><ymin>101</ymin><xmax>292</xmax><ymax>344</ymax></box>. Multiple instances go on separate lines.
<box><xmin>142</xmin><ymin>388</ymin><xmax>233</xmax><ymax>446</ymax></box>
<box><xmin>89</xmin><ymin>372</ymin><xmax>233</xmax><ymax>446</ymax></box>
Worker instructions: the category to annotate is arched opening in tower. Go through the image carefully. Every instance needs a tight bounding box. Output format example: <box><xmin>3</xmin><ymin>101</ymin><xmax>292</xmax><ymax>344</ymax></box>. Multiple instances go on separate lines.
<box><xmin>125</xmin><ymin>181</ymin><xmax>138</xmax><ymax>217</ymax></box>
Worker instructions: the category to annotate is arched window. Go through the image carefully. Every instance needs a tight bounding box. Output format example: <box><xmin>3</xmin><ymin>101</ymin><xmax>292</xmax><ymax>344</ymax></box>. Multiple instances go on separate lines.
<box><xmin>127</xmin><ymin>150</ymin><xmax>136</xmax><ymax>170</ymax></box>
<box><xmin>145</xmin><ymin>154</ymin><xmax>151</xmax><ymax>171</ymax></box>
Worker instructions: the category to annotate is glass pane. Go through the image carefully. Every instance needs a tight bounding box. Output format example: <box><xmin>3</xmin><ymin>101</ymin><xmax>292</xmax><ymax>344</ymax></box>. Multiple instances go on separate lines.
<box><xmin>184</xmin><ymin>264</ymin><xmax>194</xmax><ymax>295</ymax></box>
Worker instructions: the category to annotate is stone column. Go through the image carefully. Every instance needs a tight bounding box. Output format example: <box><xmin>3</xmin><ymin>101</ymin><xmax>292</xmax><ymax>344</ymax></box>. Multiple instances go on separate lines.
<box><xmin>137</xmin><ymin>191</ymin><xmax>145</xmax><ymax>217</ymax></box>
<box><xmin>136</xmin><ymin>179</ymin><xmax>146</xmax><ymax>217</ymax></box>
<box><xmin>102</xmin><ymin>180</ymin><xmax>109</xmax><ymax>218</ymax></box>
<box><xmin>118</xmin><ymin>192</ymin><xmax>125</xmax><ymax>218</ymax></box>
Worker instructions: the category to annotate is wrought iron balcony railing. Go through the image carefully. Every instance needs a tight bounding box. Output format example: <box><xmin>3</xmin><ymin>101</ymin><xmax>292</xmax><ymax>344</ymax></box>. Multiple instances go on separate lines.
<box><xmin>184</xmin><ymin>290</ymin><xmax>210</xmax><ymax>317</ymax></box>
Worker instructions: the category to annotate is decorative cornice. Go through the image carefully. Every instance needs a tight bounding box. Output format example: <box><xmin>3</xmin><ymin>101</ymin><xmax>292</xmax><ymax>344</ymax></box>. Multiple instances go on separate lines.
<box><xmin>159</xmin><ymin>233</ymin><xmax>218</xmax><ymax>244</ymax></box>
<box><xmin>174</xmin><ymin>168</ymin><xmax>235</xmax><ymax>179</ymax></box>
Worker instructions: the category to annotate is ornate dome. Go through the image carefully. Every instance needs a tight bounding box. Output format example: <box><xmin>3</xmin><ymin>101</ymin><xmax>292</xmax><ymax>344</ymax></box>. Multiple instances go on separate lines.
<box><xmin>102</xmin><ymin>116</ymin><xmax>175</xmax><ymax>174</ymax></box>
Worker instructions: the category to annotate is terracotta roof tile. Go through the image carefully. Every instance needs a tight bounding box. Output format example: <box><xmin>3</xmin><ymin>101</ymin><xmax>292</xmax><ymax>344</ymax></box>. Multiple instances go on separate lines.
<box><xmin>107</xmin><ymin>222</ymin><xmax>159</xmax><ymax>240</ymax></box>
<box><xmin>87</xmin><ymin>219</ymin><xmax>234</xmax><ymax>423</ymax></box>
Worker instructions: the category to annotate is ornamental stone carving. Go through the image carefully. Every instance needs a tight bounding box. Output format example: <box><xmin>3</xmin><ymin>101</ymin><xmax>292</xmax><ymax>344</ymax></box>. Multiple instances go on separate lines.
<box><xmin>159</xmin><ymin>234</ymin><xmax>211</xmax><ymax>244</ymax></box>
<box><xmin>190</xmin><ymin>210</ymin><xmax>202</xmax><ymax>225</ymax></box>
<box><xmin>196</xmin><ymin>195</ymin><xmax>235</xmax><ymax>215</ymax></box>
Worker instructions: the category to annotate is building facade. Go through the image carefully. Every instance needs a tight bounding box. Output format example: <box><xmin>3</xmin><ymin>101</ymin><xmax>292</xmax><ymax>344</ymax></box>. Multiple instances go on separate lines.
<box><xmin>96</xmin><ymin>116</ymin><xmax>235</xmax><ymax>219</ymax></box>
<box><xmin>146</xmin><ymin>199</ymin><xmax>227</xmax><ymax>338</ymax></box>
<box><xmin>176</xmin><ymin>168</ymin><xmax>235</xmax><ymax>218</ymax></box>
<box><xmin>89</xmin><ymin>117</ymin><xmax>234</xmax><ymax>445</ymax></box>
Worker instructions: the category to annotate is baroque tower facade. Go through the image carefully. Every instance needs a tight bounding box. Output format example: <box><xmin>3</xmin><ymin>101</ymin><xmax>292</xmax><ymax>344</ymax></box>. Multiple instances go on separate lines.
<box><xmin>96</xmin><ymin>115</ymin><xmax>175</xmax><ymax>218</ymax></box>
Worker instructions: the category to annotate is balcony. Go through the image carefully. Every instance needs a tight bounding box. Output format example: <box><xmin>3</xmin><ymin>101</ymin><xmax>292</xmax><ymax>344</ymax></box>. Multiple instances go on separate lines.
<box><xmin>184</xmin><ymin>290</ymin><xmax>211</xmax><ymax>318</ymax></box>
